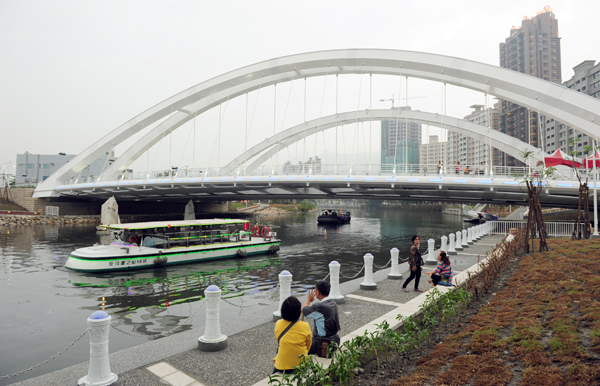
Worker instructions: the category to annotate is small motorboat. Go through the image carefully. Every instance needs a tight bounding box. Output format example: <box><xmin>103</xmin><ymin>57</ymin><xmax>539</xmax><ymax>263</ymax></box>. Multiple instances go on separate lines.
<box><xmin>317</xmin><ymin>209</ymin><xmax>351</xmax><ymax>224</ymax></box>
<box><xmin>463</xmin><ymin>213</ymin><xmax>485</xmax><ymax>224</ymax></box>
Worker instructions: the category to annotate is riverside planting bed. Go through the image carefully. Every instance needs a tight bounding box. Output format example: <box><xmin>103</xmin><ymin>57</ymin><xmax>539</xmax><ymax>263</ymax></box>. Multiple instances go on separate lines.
<box><xmin>356</xmin><ymin>238</ymin><xmax>600</xmax><ymax>386</ymax></box>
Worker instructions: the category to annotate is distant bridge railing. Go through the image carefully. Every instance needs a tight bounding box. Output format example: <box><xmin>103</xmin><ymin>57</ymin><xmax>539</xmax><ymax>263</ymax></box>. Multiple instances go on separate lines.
<box><xmin>65</xmin><ymin>163</ymin><xmax>579</xmax><ymax>185</ymax></box>
<box><xmin>490</xmin><ymin>221</ymin><xmax>573</xmax><ymax>237</ymax></box>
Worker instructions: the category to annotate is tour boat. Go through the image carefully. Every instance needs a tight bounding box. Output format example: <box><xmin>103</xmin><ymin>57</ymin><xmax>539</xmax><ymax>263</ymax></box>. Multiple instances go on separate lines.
<box><xmin>317</xmin><ymin>209</ymin><xmax>351</xmax><ymax>224</ymax></box>
<box><xmin>65</xmin><ymin>219</ymin><xmax>280</xmax><ymax>272</ymax></box>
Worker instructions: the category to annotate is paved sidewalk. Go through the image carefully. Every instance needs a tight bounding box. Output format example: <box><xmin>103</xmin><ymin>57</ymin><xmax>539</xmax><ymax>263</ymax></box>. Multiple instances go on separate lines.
<box><xmin>12</xmin><ymin>234</ymin><xmax>505</xmax><ymax>386</ymax></box>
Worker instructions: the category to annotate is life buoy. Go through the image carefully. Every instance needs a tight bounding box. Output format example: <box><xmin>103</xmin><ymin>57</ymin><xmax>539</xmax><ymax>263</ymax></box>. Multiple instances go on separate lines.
<box><xmin>261</xmin><ymin>226</ymin><xmax>270</xmax><ymax>238</ymax></box>
<box><xmin>251</xmin><ymin>225</ymin><xmax>261</xmax><ymax>237</ymax></box>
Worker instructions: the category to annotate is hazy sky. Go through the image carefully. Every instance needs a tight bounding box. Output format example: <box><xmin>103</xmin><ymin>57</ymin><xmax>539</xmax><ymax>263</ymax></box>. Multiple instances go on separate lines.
<box><xmin>1</xmin><ymin>0</ymin><xmax>599</xmax><ymax>175</ymax></box>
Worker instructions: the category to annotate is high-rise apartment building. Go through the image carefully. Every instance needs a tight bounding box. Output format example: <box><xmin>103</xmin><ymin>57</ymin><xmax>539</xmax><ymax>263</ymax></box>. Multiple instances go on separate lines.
<box><xmin>542</xmin><ymin>60</ymin><xmax>600</xmax><ymax>154</ymax></box>
<box><xmin>448</xmin><ymin>104</ymin><xmax>500</xmax><ymax>168</ymax></box>
<box><xmin>499</xmin><ymin>6</ymin><xmax>561</xmax><ymax>165</ymax></box>
<box><xmin>380</xmin><ymin>106</ymin><xmax>422</xmax><ymax>165</ymax></box>
<box><xmin>419</xmin><ymin>135</ymin><xmax>447</xmax><ymax>169</ymax></box>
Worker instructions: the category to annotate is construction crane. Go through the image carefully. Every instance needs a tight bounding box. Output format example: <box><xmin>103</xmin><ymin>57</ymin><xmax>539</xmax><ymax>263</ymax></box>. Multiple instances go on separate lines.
<box><xmin>379</xmin><ymin>94</ymin><xmax>425</xmax><ymax>108</ymax></box>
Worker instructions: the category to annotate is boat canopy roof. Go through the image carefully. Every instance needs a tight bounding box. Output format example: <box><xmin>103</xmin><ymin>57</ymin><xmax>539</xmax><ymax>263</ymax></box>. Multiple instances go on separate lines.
<box><xmin>106</xmin><ymin>219</ymin><xmax>248</xmax><ymax>230</ymax></box>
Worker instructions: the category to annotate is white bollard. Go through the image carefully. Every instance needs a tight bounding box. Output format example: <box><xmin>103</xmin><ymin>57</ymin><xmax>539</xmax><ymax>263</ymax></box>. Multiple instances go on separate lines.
<box><xmin>328</xmin><ymin>261</ymin><xmax>345</xmax><ymax>303</ymax></box>
<box><xmin>448</xmin><ymin>233</ymin><xmax>457</xmax><ymax>255</ymax></box>
<box><xmin>475</xmin><ymin>225</ymin><xmax>481</xmax><ymax>240</ymax></box>
<box><xmin>462</xmin><ymin>229</ymin><xmax>469</xmax><ymax>248</ymax></box>
<box><xmin>441</xmin><ymin>235</ymin><xmax>448</xmax><ymax>253</ymax></box>
<box><xmin>388</xmin><ymin>248</ymin><xmax>403</xmax><ymax>280</ymax></box>
<box><xmin>425</xmin><ymin>238</ymin><xmax>437</xmax><ymax>265</ymax></box>
<box><xmin>199</xmin><ymin>285</ymin><xmax>228</xmax><ymax>351</ymax></box>
<box><xmin>467</xmin><ymin>228</ymin><xmax>474</xmax><ymax>245</ymax></box>
<box><xmin>360</xmin><ymin>253</ymin><xmax>377</xmax><ymax>290</ymax></box>
<box><xmin>273</xmin><ymin>270</ymin><xmax>293</xmax><ymax>321</ymax></box>
<box><xmin>455</xmin><ymin>231</ymin><xmax>463</xmax><ymax>251</ymax></box>
<box><xmin>78</xmin><ymin>311</ymin><xmax>118</xmax><ymax>386</ymax></box>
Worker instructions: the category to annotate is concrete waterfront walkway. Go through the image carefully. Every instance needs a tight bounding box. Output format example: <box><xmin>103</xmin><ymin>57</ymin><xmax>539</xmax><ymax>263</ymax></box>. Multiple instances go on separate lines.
<box><xmin>12</xmin><ymin>234</ymin><xmax>506</xmax><ymax>386</ymax></box>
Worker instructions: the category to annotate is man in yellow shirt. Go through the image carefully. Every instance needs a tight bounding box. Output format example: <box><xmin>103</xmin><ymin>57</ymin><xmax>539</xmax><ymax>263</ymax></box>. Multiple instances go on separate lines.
<box><xmin>273</xmin><ymin>296</ymin><xmax>312</xmax><ymax>374</ymax></box>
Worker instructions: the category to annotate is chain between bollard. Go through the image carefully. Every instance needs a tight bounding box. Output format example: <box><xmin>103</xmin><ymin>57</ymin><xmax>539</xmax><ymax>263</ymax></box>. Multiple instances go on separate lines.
<box><xmin>322</xmin><ymin>272</ymin><xmax>330</xmax><ymax>281</ymax></box>
<box><xmin>0</xmin><ymin>328</ymin><xmax>89</xmax><ymax>380</ymax></box>
<box><xmin>221</xmin><ymin>284</ymin><xmax>280</xmax><ymax>309</ymax></box>
<box><xmin>339</xmin><ymin>264</ymin><xmax>365</xmax><ymax>279</ymax></box>
<box><xmin>373</xmin><ymin>257</ymin><xmax>392</xmax><ymax>269</ymax></box>
<box><xmin>111</xmin><ymin>298</ymin><xmax>206</xmax><ymax>339</ymax></box>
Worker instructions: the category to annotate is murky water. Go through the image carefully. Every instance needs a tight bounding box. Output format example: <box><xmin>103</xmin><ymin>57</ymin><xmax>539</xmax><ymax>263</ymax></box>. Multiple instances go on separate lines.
<box><xmin>0</xmin><ymin>208</ymin><xmax>463</xmax><ymax>384</ymax></box>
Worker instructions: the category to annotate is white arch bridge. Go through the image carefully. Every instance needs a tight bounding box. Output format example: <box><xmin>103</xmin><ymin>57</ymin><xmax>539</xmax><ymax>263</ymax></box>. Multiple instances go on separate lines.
<box><xmin>34</xmin><ymin>49</ymin><xmax>600</xmax><ymax>207</ymax></box>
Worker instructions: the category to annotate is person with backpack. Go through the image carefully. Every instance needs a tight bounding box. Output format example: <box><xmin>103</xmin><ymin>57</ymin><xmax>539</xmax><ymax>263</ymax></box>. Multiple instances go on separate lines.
<box><xmin>302</xmin><ymin>281</ymin><xmax>341</xmax><ymax>357</ymax></box>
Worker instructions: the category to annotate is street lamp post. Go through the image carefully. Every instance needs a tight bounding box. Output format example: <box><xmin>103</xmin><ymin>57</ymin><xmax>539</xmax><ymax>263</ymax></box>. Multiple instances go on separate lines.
<box><xmin>593</xmin><ymin>139</ymin><xmax>599</xmax><ymax>238</ymax></box>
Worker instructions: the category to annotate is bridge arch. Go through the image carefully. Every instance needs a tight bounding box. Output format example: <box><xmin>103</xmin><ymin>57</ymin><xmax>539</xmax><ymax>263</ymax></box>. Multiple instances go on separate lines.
<box><xmin>222</xmin><ymin>109</ymin><xmax>544</xmax><ymax>173</ymax></box>
<box><xmin>35</xmin><ymin>49</ymin><xmax>600</xmax><ymax>197</ymax></box>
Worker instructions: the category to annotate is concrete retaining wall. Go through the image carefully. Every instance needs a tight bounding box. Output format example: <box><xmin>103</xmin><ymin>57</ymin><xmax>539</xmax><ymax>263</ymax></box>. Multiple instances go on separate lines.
<box><xmin>8</xmin><ymin>188</ymin><xmax>229</xmax><ymax>216</ymax></box>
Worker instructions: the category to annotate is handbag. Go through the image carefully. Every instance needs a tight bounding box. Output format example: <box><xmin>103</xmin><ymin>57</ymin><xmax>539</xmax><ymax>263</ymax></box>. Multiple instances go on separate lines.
<box><xmin>316</xmin><ymin>335</ymin><xmax>337</xmax><ymax>358</ymax></box>
<box><xmin>276</xmin><ymin>320</ymin><xmax>297</xmax><ymax>354</ymax></box>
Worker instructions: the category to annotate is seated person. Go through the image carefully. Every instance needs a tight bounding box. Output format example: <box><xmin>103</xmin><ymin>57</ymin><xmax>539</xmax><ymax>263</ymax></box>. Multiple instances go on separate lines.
<box><xmin>273</xmin><ymin>297</ymin><xmax>312</xmax><ymax>374</ymax></box>
<box><xmin>302</xmin><ymin>281</ymin><xmax>341</xmax><ymax>356</ymax></box>
<box><xmin>463</xmin><ymin>166</ymin><xmax>471</xmax><ymax>175</ymax></box>
<box><xmin>425</xmin><ymin>251</ymin><xmax>453</xmax><ymax>287</ymax></box>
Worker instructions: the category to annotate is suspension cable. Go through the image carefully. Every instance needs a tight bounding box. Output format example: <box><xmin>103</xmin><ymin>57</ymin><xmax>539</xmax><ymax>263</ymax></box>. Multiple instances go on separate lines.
<box><xmin>243</xmin><ymin>81</ymin><xmax>263</xmax><ymax>173</ymax></box>
<box><xmin>405</xmin><ymin>76</ymin><xmax>409</xmax><ymax>172</ymax></box>
<box><xmin>311</xmin><ymin>70</ymin><xmax>329</xmax><ymax>170</ymax></box>
<box><xmin>392</xmin><ymin>76</ymin><xmax>402</xmax><ymax>173</ymax></box>
<box><xmin>352</xmin><ymin>66</ymin><xmax>365</xmax><ymax>168</ymax></box>
<box><xmin>276</xmin><ymin>76</ymin><xmax>296</xmax><ymax>169</ymax></box>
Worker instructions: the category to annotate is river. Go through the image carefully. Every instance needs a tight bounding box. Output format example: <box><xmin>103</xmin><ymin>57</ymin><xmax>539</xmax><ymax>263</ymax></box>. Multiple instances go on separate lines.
<box><xmin>0</xmin><ymin>208</ymin><xmax>464</xmax><ymax>384</ymax></box>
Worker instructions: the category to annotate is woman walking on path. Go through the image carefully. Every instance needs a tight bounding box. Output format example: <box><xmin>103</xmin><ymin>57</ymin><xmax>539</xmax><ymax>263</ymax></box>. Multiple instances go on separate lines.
<box><xmin>402</xmin><ymin>235</ymin><xmax>424</xmax><ymax>292</ymax></box>
<box><xmin>425</xmin><ymin>250</ymin><xmax>453</xmax><ymax>287</ymax></box>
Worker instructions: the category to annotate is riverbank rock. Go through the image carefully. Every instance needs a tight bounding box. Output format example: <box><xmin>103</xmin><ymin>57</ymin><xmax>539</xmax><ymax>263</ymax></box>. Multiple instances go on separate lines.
<box><xmin>0</xmin><ymin>215</ymin><xmax>101</xmax><ymax>226</ymax></box>
<box><xmin>254</xmin><ymin>206</ymin><xmax>291</xmax><ymax>216</ymax></box>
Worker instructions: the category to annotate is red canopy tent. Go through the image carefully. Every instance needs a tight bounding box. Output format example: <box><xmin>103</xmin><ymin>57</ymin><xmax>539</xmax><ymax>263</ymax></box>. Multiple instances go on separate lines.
<box><xmin>584</xmin><ymin>151</ymin><xmax>600</xmax><ymax>169</ymax></box>
<box><xmin>543</xmin><ymin>149</ymin><xmax>582</xmax><ymax>168</ymax></box>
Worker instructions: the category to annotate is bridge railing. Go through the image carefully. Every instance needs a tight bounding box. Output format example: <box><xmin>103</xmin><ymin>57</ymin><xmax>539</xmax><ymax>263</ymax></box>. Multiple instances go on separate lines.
<box><xmin>65</xmin><ymin>163</ymin><xmax>591</xmax><ymax>185</ymax></box>
<box><xmin>490</xmin><ymin>220</ymin><xmax>573</xmax><ymax>237</ymax></box>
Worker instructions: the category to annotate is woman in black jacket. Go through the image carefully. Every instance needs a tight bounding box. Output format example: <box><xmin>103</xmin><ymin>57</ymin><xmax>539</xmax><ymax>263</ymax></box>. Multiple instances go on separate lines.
<box><xmin>402</xmin><ymin>235</ymin><xmax>424</xmax><ymax>292</ymax></box>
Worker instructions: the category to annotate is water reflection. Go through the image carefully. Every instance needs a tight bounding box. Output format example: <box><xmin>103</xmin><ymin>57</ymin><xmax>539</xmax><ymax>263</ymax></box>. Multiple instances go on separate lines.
<box><xmin>0</xmin><ymin>209</ymin><xmax>465</xmax><ymax>383</ymax></box>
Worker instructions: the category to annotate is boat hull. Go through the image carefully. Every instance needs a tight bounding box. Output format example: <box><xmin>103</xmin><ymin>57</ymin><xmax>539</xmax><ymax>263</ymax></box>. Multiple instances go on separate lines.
<box><xmin>317</xmin><ymin>216</ymin><xmax>351</xmax><ymax>224</ymax></box>
<box><xmin>65</xmin><ymin>238</ymin><xmax>281</xmax><ymax>272</ymax></box>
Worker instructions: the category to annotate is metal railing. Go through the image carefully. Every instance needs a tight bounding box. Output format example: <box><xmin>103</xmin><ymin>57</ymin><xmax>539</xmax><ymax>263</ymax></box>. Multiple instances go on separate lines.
<box><xmin>490</xmin><ymin>220</ymin><xmax>574</xmax><ymax>237</ymax></box>
<box><xmin>65</xmin><ymin>164</ymin><xmax>549</xmax><ymax>185</ymax></box>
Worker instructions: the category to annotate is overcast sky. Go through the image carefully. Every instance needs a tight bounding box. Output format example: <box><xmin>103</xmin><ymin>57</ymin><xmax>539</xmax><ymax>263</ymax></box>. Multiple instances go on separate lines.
<box><xmin>1</xmin><ymin>0</ymin><xmax>599</xmax><ymax>175</ymax></box>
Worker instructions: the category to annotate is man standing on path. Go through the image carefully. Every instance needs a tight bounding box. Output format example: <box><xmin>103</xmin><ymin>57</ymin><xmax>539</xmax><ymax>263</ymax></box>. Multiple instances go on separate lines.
<box><xmin>302</xmin><ymin>281</ymin><xmax>341</xmax><ymax>356</ymax></box>
<box><xmin>402</xmin><ymin>235</ymin><xmax>424</xmax><ymax>292</ymax></box>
